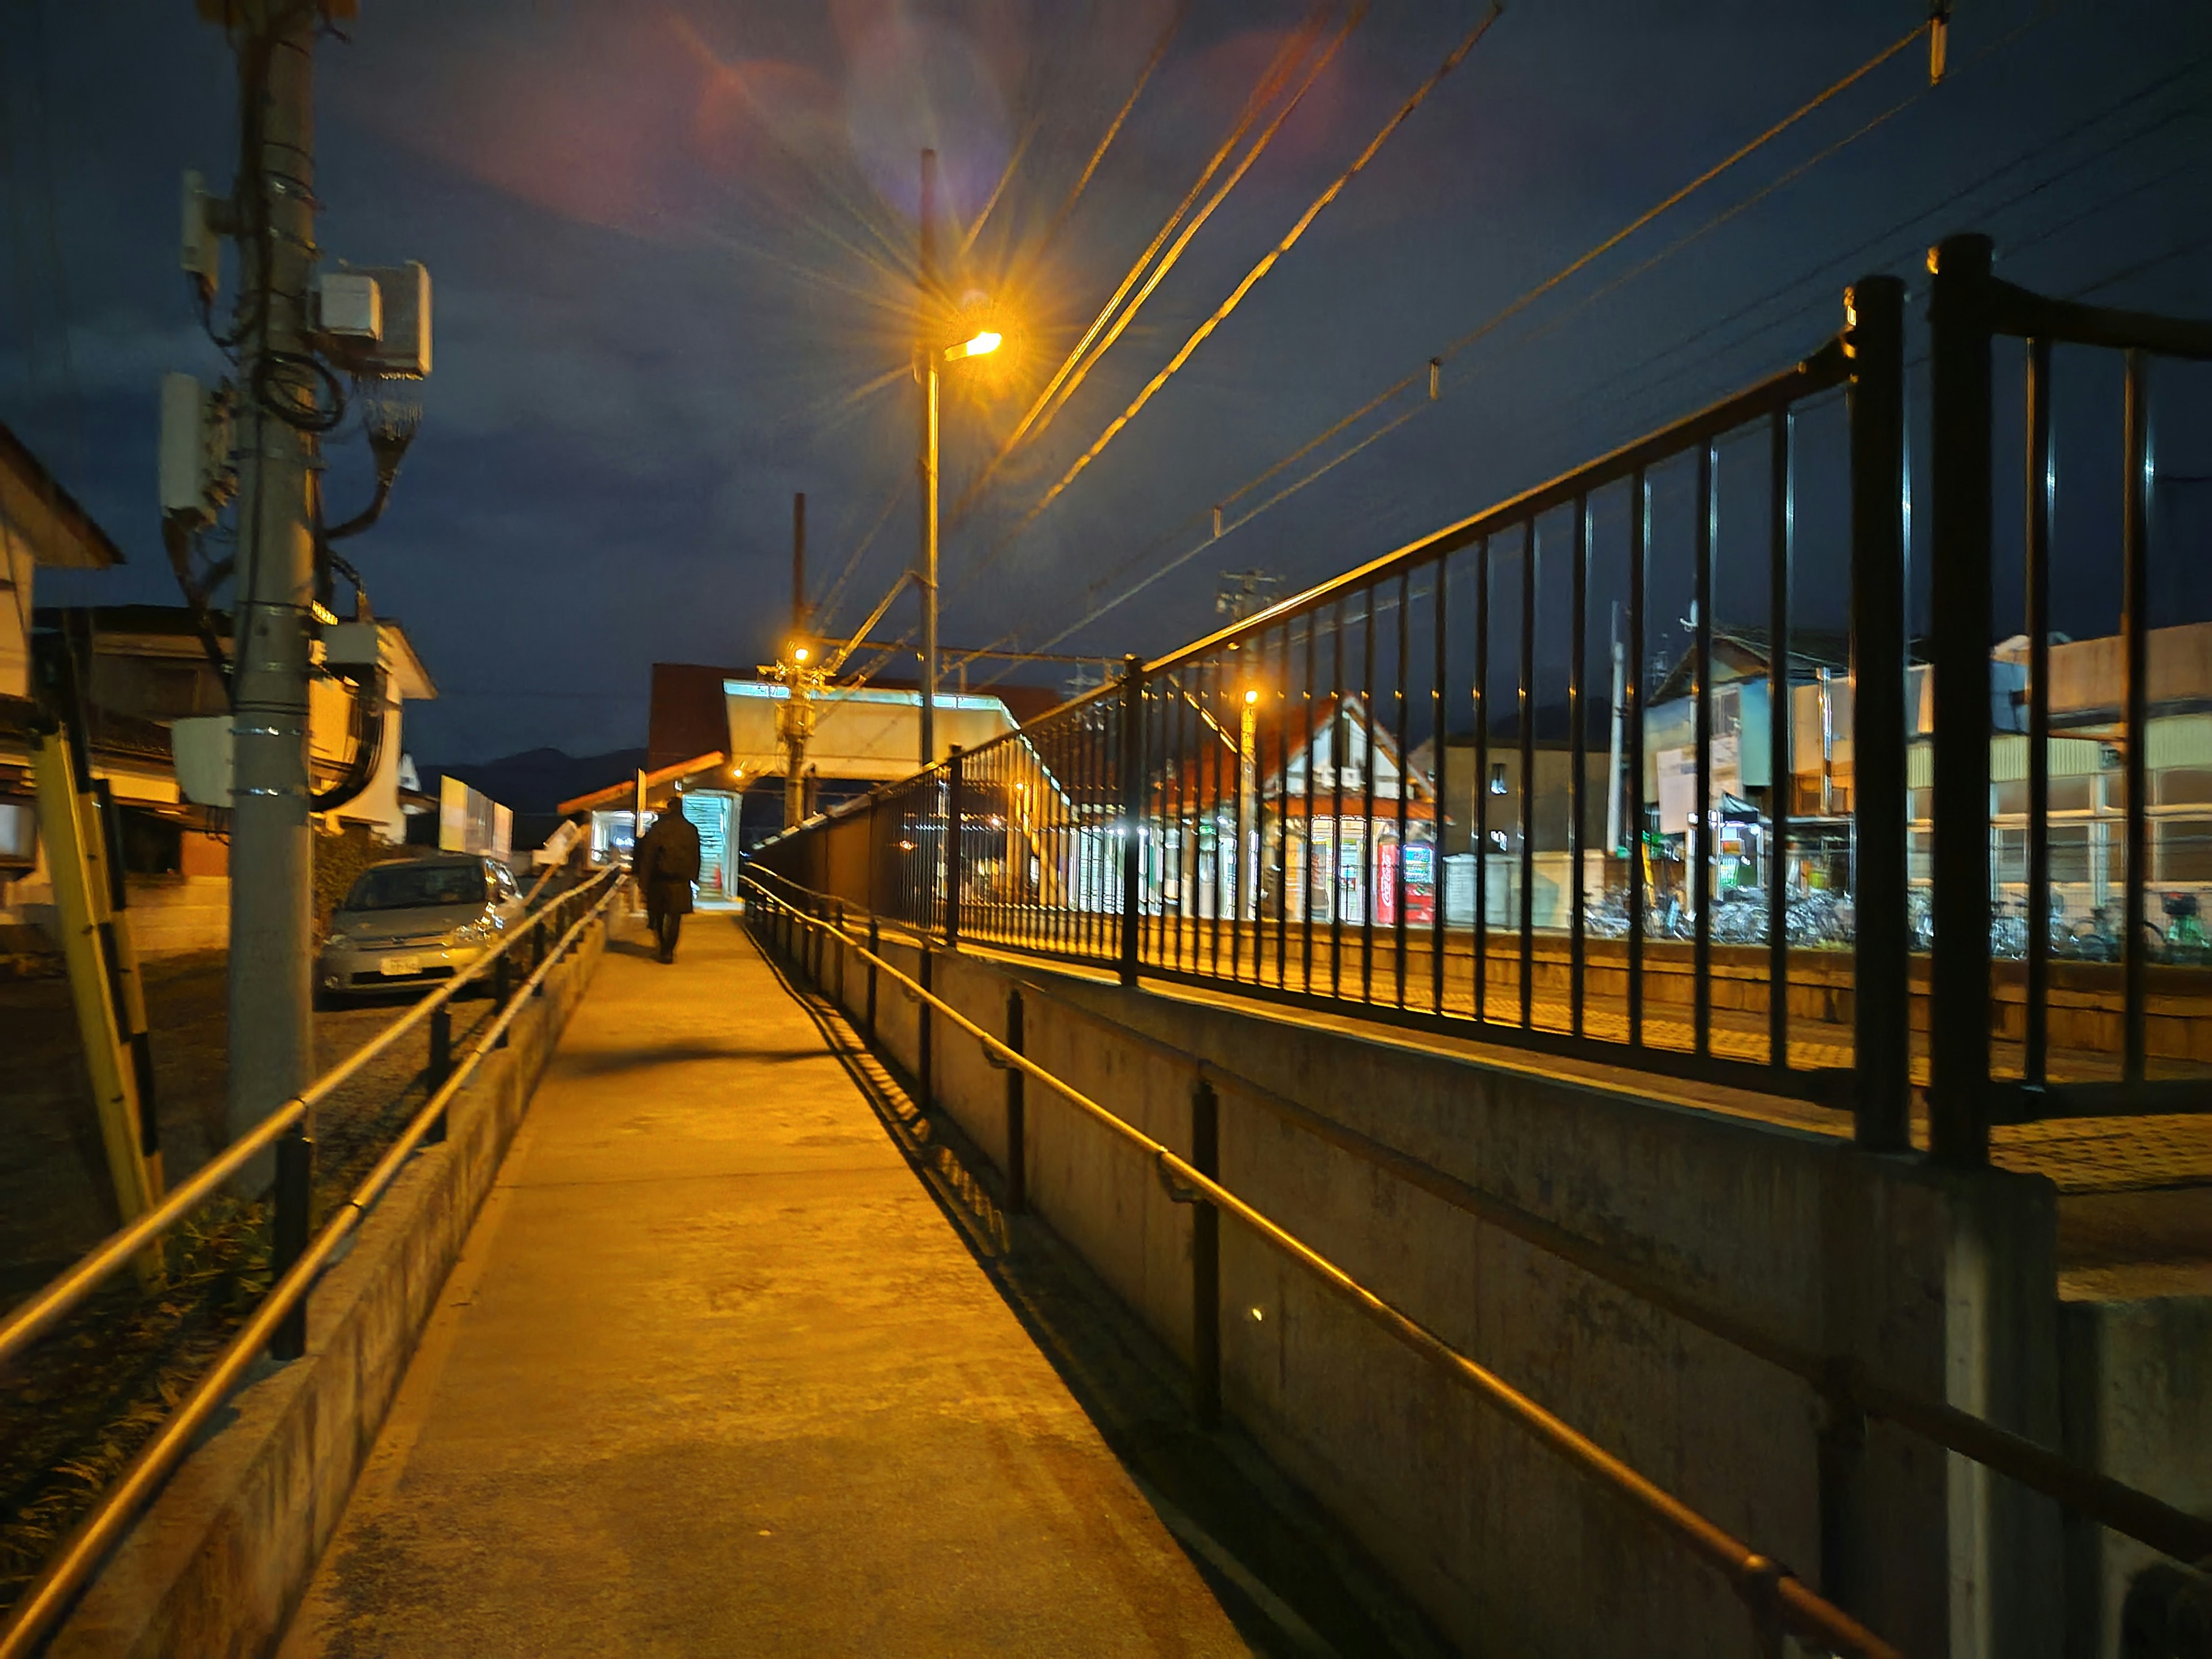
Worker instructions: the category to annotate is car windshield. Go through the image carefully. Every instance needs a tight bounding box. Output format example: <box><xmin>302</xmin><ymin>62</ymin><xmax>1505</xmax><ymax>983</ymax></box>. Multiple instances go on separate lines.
<box><xmin>343</xmin><ymin>863</ymin><xmax>487</xmax><ymax>912</ymax></box>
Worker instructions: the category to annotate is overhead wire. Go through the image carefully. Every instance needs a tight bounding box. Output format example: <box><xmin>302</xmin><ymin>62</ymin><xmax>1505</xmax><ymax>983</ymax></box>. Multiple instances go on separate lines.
<box><xmin>814</xmin><ymin>477</ymin><xmax>908</xmax><ymax>634</ymax></box>
<box><xmin>988</xmin><ymin>7</ymin><xmax>2173</xmax><ymax>670</ymax></box>
<box><xmin>999</xmin><ymin>3</ymin><xmax>1366</xmax><ymax>488</ymax></box>
<box><xmin>946</xmin><ymin>2</ymin><xmax>1339</xmax><ymax>525</ymax></box>
<box><xmin>992</xmin><ymin>3</ymin><xmax>1503</xmax><ymax>562</ymax></box>
<box><xmin>1029</xmin><ymin>0</ymin><xmax>1190</xmax><ymax>263</ymax></box>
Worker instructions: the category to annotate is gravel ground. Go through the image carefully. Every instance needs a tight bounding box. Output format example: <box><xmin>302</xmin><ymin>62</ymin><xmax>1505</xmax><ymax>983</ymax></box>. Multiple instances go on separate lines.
<box><xmin>0</xmin><ymin>946</ymin><xmax>503</xmax><ymax>1613</ymax></box>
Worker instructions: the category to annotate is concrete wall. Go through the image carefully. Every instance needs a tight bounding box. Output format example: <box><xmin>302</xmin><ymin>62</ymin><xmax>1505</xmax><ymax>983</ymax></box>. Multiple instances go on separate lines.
<box><xmin>799</xmin><ymin>916</ymin><xmax>2065</xmax><ymax>1659</ymax></box>
<box><xmin>2062</xmin><ymin>1295</ymin><xmax>2212</xmax><ymax>1658</ymax></box>
<box><xmin>47</xmin><ymin>915</ymin><xmax>608</xmax><ymax>1659</ymax></box>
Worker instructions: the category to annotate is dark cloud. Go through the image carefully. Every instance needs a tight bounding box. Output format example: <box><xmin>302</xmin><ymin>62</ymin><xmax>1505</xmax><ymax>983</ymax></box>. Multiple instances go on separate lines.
<box><xmin>4</xmin><ymin>0</ymin><xmax>2207</xmax><ymax>764</ymax></box>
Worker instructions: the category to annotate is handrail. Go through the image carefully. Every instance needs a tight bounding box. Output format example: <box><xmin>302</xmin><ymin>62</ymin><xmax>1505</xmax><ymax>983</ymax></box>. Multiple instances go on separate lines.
<box><xmin>772</xmin><ymin>873</ymin><xmax>2212</xmax><ymax>1575</ymax></box>
<box><xmin>741</xmin><ymin>875</ymin><xmax>1897</xmax><ymax>1659</ymax></box>
<box><xmin>0</xmin><ymin>863</ymin><xmax>619</xmax><ymax>1370</ymax></box>
<box><xmin>0</xmin><ymin>873</ymin><xmax>625</xmax><ymax>1659</ymax></box>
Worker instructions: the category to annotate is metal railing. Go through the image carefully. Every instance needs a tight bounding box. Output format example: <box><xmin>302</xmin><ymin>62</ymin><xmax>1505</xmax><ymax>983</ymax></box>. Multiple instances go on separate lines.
<box><xmin>739</xmin><ymin>874</ymin><xmax>1901</xmax><ymax>1658</ymax></box>
<box><xmin>751</xmin><ymin>872</ymin><xmax>2212</xmax><ymax>1640</ymax></box>
<box><xmin>756</xmin><ymin>245</ymin><xmax>2212</xmax><ymax>1149</ymax></box>
<box><xmin>0</xmin><ymin>866</ymin><xmax>623</xmax><ymax>1657</ymax></box>
<box><xmin>1923</xmin><ymin>232</ymin><xmax>2212</xmax><ymax>1156</ymax></box>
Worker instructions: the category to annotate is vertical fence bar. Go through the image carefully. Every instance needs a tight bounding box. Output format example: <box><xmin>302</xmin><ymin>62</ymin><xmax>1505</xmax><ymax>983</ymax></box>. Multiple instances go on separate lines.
<box><xmin>269</xmin><ymin>1127</ymin><xmax>312</xmax><ymax>1361</ymax></box>
<box><xmin>1275</xmin><ymin>624</ymin><xmax>1292</xmax><ymax>991</ymax></box>
<box><xmin>1432</xmin><ymin>555</ymin><xmax>1449</xmax><ymax>1017</ymax></box>
<box><xmin>945</xmin><ymin>745</ymin><xmax>964</xmax><ymax>951</ymax></box>
<box><xmin>2121</xmin><ymin>349</ymin><xmax>2150</xmax><ymax>1086</ymax></box>
<box><xmin>1303</xmin><ymin>616</ymin><xmax>1318</xmax><ymax>994</ymax></box>
<box><xmin>1693</xmin><ymin>442</ymin><xmax>1715</xmax><ymax>1057</ymax></box>
<box><xmin>1005</xmin><ymin>987</ymin><xmax>1027</xmax><ymax>1214</ymax></box>
<box><xmin>1362</xmin><ymin>585</ymin><xmax>1378</xmax><ymax>1006</ymax></box>
<box><xmin>1768</xmin><ymin>410</ymin><xmax>1793</xmax><ymax>1073</ymax></box>
<box><xmin>1518</xmin><ymin>522</ymin><xmax>1536</xmax><ymax>1031</ymax></box>
<box><xmin>866</xmin><ymin>914</ymin><xmax>880</xmax><ymax>1043</ymax></box>
<box><xmin>834</xmin><ymin>900</ymin><xmax>846</xmax><ymax>1005</ymax></box>
<box><xmin>1848</xmin><ymin>273</ymin><xmax>1910</xmax><ymax>1149</ymax></box>
<box><xmin>1209</xmin><ymin>655</ymin><xmax>1225</xmax><ymax>982</ymax></box>
<box><xmin>1927</xmin><ymin>235</ymin><xmax>1995</xmax><ymax>1165</ymax></box>
<box><xmin>918</xmin><ymin>945</ymin><xmax>934</xmax><ymax>1114</ymax></box>
<box><xmin>1119</xmin><ymin>655</ymin><xmax>1145</xmax><ymax>987</ymax></box>
<box><xmin>493</xmin><ymin>949</ymin><xmax>512</xmax><ymax>1049</ymax></box>
<box><xmin>1475</xmin><ymin>536</ymin><xmax>1491</xmax><ymax>1025</ymax></box>
<box><xmin>1570</xmin><ymin>495</ymin><xmax>1589</xmax><ymax>1037</ymax></box>
<box><xmin>1179</xmin><ymin>668</ymin><xmax>1196</xmax><ymax>974</ymax></box>
<box><xmin>1331</xmin><ymin>605</ymin><xmax>1346</xmax><ymax>999</ymax></box>
<box><xmin>425</xmin><ymin>1003</ymin><xmax>452</xmax><ymax>1146</ymax></box>
<box><xmin>1190</xmin><ymin>1076</ymin><xmax>1221</xmax><ymax>1430</ymax></box>
<box><xmin>1628</xmin><ymin>475</ymin><xmax>1647</xmax><ymax>1048</ymax></box>
<box><xmin>2025</xmin><ymin>337</ymin><xmax>2054</xmax><ymax>1088</ymax></box>
<box><xmin>1395</xmin><ymin>567</ymin><xmax>1412</xmax><ymax>1009</ymax></box>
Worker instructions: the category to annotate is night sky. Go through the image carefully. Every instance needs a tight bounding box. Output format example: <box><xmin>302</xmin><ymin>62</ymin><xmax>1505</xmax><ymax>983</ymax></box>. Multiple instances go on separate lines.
<box><xmin>4</xmin><ymin>1</ymin><xmax>2208</xmax><ymax>766</ymax></box>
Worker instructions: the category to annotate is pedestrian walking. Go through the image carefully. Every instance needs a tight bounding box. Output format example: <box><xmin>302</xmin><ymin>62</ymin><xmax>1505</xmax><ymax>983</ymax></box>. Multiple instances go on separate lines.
<box><xmin>631</xmin><ymin>793</ymin><xmax>702</xmax><ymax>963</ymax></box>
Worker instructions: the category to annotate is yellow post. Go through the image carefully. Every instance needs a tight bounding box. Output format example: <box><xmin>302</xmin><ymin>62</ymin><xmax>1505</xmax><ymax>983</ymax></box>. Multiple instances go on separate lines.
<box><xmin>33</xmin><ymin>729</ymin><xmax>161</xmax><ymax>1277</ymax></box>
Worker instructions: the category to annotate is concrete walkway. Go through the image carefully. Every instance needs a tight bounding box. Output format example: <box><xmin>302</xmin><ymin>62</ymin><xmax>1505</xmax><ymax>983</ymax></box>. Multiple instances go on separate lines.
<box><xmin>280</xmin><ymin>911</ymin><xmax>1251</xmax><ymax>1658</ymax></box>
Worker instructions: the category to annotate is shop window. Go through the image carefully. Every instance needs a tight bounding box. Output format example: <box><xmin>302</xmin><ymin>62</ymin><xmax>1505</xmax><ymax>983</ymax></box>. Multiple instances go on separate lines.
<box><xmin>1488</xmin><ymin>762</ymin><xmax>1508</xmax><ymax>796</ymax></box>
<box><xmin>2047</xmin><ymin>776</ymin><xmax>2092</xmax><ymax>813</ymax></box>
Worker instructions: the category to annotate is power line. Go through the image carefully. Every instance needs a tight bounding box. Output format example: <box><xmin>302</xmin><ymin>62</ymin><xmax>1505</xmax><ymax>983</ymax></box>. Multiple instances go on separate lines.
<box><xmin>814</xmin><ymin>477</ymin><xmax>907</xmax><ymax>634</ymax></box>
<box><xmin>993</xmin><ymin>4</ymin><xmax>1502</xmax><ymax>562</ymax></box>
<box><xmin>1007</xmin><ymin>6</ymin><xmax>2183</xmax><ymax>665</ymax></box>
<box><xmin>945</xmin><ymin>1</ymin><xmax>1342</xmax><ymax>526</ymax></box>
<box><xmin>971</xmin><ymin>13</ymin><xmax>1937</xmax><ymax>661</ymax></box>
<box><xmin>1029</xmin><ymin>1</ymin><xmax>1190</xmax><ymax>262</ymax></box>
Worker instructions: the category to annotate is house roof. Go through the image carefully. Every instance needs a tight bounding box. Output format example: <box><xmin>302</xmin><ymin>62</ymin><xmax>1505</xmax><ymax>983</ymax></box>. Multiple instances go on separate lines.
<box><xmin>0</xmin><ymin>421</ymin><xmax>125</xmax><ymax>569</ymax></box>
<box><xmin>558</xmin><ymin>751</ymin><xmax>728</xmax><ymax>817</ymax></box>
<box><xmin>1648</xmin><ymin>627</ymin><xmax>1854</xmax><ymax>706</ymax></box>
<box><xmin>32</xmin><ymin>605</ymin><xmax>437</xmax><ymax>700</ymax></box>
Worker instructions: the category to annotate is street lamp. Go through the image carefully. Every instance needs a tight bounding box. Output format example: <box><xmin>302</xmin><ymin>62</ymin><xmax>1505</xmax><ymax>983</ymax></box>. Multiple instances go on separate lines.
<box><xmin>918</xmin><ymin>325</ymin><xmax>1002</xmax><ymax>768</ymax></box>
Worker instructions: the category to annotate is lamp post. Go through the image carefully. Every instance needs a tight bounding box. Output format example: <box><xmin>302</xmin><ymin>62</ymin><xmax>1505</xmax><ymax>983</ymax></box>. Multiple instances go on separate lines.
<box><xmin>916</xmin><ymin>326</ymin><xmax>1002</xmax><ymax>768</ymax></box>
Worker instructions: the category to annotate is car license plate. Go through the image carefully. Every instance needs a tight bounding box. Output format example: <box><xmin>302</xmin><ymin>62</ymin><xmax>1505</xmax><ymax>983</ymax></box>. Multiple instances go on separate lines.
<box><xmin>378</xmin><ymin>953</ymin><xmax>423</xmax><ymax>978</ymax></box>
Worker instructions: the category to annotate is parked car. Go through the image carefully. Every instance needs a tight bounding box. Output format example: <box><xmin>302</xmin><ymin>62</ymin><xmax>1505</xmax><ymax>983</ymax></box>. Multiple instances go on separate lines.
<box><xmin>317</xmin><ymin>852</ymin><xmax>525</xmax><ymax>1005</ymax></box>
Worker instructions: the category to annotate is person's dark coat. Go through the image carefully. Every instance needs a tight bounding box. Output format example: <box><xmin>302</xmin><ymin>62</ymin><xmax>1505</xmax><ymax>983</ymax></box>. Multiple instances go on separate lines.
<box><xmin>633</xmin><ymin>803</ymin><xmax>702</xmax><ymax>916</ymax></box>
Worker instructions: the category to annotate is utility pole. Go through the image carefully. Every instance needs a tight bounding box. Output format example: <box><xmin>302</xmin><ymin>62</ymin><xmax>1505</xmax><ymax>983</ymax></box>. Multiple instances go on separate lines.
<box><xmin>225</xmin><ymin>2</ymin><xmax>320</xmax><ymax>1160</ymax></box>
<box><xmin>791</xmin><ymin>491</ymin><xmax>808</xmax><ymax>644</ymax></box>
<box><xmin>916</xmin><ymin>146</ymin><xmax>940</xmax><ymax>770</ymax></box>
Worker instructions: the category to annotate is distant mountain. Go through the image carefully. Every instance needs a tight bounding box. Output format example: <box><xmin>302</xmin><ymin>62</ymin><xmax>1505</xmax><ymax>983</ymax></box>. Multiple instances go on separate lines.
<box><xmin>416</xmin><ymin>747</ymin><xmax>646</xmax><ymax>850</ymax></box>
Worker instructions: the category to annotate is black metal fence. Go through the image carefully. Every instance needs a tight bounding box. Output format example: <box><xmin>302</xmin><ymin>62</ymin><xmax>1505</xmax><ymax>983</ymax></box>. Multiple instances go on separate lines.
<box><xmin>755</xmin><ymin>244</ymin><xmax>2212</xmax><ymax>1154</ymax></box>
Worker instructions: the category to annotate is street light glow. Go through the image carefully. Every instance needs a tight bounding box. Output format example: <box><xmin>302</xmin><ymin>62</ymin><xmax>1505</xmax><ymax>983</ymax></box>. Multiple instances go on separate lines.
<box><xmin>946</xmin><ymin>329</ymin><xmax>1002</xmax><ymax>362</ymax></box>
<box><xmin>1244</xmin><ymin>688</ymin><xmax>1260</xmax><ymax>705</ymax></box>
<box><xmin>792</xmin><ymin>645</ymin><xmax>810</xmax><ymax>664</ymax></box>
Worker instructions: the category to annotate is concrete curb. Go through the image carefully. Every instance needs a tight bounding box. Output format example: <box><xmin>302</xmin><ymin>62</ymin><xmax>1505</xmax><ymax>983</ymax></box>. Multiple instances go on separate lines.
<box><xmin>46</xmin><ymin>918</ymin><xmax>608</xmax><ymax>1659</ymax></box>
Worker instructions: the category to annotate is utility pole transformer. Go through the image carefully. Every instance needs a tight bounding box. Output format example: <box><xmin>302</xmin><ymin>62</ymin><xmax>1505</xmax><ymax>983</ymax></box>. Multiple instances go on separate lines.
<box><xmin>225</xmin><ymin>1</ymin><xmax>321</xmax><ymax>1164</ymax></box>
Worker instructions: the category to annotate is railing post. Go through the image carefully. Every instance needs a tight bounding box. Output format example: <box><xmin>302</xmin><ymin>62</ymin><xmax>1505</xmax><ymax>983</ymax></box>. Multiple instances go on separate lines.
<box><xmin>425</xmin><ymin>1002</ymin><xmax>452</xmax><ymax>1145</ymax></box>
<box><xmin>834</xmin><ymin>900</ymin><xmax>847</xmax><ymax>1006</ymax></box>
<box><xmin>531</xmin><ymin>914</ymin><xmax>548</xmax><ymax>996</ymax></box>
<box><xmin>493</xmin><ymin>947</ymin><xmax>512</xmax><ymax>1049</ymax></box>
<box><xmin>269</xmin><ymin>1125</ymin><xmax>312</xmax><ymax>1361</ymax></box>
<box><xmin>1118</xmin><ymin>653</ymin><xmax>1145</xmax><ymax>987</ymax></box>
<box><xmin>1845</xmin><ymin>271</ymin><xmax>1911</xmax><ymax>1153</ymax></box>
<box><xmin>1004</xmin><ymin>988</ymin><xmax>1026</xmax><ymax>1215</ymax></box>
<box><xmin>1926</xmin><ymin>233</ymin><xmax>1995</xmax><ymax>1166</ymax></box>
<box><xmin>1190</xmin><ymin>1075</ymin><xmax>1221</xmax><ymax>1429</ymax></box>
<box><xmin>918</xmin><ymin>945</ymin><xmax>934</xmax><ymax>1115</ymax></box>
<box><xmin>946</xmin><ymin>745</ymin><xmax>964</xmax><ymax>951</ymax></box>
<box><xmin>866</xmin><ymin>915</ymin><xmax>880</xmax><ymax>1043</ymax></box>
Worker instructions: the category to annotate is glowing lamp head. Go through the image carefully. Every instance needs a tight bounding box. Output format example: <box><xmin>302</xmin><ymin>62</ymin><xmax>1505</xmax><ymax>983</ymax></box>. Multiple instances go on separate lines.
<box><xmin>1244</xmin><ymin>688</ymin><xmax>1260</xmax><ymax>706</ymax></box>
<box><xmin>945</xmin><ymin>329</ymin><xmax>1002</xmax><ymax>363</ymax></box>
<box><xmin>791</xmin><ymin>645</ymin><xmax>810</xmax><ymax>664</ymax></box>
